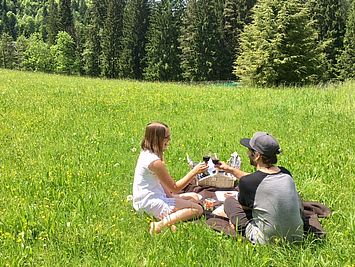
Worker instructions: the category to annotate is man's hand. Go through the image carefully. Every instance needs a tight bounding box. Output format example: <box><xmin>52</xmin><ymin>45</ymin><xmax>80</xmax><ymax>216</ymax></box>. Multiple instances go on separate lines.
<box><xmin>216</xmin><ymin>161</ymin><xmax>232</xmax><ymax>173</ymax></box>
<box><xmin>224</xmin><ymin>192</ymin><xmax>237</xmax><ymax>199</ymax></box>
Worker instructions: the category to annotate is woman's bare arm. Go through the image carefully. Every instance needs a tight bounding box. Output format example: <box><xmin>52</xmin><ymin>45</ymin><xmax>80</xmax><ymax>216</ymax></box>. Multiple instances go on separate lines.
<box><xmin>149</xmin><ymin>160</ymin><xmax>207</xmax><ymax>194</ymax></box>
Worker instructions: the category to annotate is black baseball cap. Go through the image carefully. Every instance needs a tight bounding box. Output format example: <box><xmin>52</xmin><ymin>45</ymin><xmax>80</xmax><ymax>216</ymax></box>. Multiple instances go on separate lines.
<box><xmin>240</xmin><ymin>132</ymin><xmax>281</xmax><ymax>156</ymax></box>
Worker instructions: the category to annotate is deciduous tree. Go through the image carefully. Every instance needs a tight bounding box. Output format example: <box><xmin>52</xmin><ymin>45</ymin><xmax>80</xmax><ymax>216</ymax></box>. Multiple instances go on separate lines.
<box><xmin>51</xmin><ymin>31</ymin><xmax>77</xmax><ymax>74</ymax></box>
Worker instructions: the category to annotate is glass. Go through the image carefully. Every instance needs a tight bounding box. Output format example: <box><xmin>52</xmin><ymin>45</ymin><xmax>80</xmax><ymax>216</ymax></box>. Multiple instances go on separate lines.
<box><xmin>211</xmin><ymin>153</ymin><xmax>220</xmax><ymax>165</ymax></box>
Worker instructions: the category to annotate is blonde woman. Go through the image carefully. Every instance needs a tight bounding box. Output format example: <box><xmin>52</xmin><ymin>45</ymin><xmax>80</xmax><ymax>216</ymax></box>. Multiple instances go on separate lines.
<box><xmin>133</xmin><ymin>122</ymin><xmax>207</xmax><ymax>234</ymax></box>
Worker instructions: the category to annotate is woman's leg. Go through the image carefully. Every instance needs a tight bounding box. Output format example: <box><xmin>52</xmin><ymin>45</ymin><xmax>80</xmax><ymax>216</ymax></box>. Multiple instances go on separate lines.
<box><xmin>150</xmin><ymin>198</ymin><xmax>203</xmax><ymax>234</ymax></box>
<box><xmin>175</xmin><ymin>192</ymin><xmax>202</xmax><ymax>203</ymax></box>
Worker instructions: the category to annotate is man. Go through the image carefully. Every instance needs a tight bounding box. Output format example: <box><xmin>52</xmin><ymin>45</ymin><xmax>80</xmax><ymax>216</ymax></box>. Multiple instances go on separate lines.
<box><xmin>217</xmin><ymin>132</ymin><xmax>304</xmax><ymax>244</ymax></box>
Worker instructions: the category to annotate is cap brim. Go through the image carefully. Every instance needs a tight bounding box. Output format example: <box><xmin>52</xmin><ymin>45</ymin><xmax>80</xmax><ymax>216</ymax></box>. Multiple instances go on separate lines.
<box><xmin>240</xmin><ymin>138</ymin><xmax>252</xmax><ymax>149</ymax></box>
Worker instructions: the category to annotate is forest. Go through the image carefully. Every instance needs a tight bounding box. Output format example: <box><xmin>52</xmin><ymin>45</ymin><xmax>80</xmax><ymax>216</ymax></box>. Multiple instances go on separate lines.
<box><xmin>0</xmin><ymin>0</ymin><xmax>354</xmax><ymax>86</ymax></box>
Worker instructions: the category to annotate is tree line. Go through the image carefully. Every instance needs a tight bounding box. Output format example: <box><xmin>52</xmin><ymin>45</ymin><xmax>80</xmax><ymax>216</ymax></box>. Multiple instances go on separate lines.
<box><xmin>0</xmin><ymin>0</ymin><xmax>354</xmax><ymax>86</ymax></box>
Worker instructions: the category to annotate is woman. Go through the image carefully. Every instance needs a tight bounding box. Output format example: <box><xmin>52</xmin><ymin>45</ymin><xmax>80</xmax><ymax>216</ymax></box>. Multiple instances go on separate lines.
<box><xmin>133</xmin><ymin>122</ymin><xmax>208</xmax><ymax>234</ymax></box>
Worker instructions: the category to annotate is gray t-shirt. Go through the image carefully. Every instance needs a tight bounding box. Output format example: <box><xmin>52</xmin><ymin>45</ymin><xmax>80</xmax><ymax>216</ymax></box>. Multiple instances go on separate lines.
<box><xmin>238</xmin><ymin>167</ymin><xmax>303</xmax><ymax>244</ymax></box>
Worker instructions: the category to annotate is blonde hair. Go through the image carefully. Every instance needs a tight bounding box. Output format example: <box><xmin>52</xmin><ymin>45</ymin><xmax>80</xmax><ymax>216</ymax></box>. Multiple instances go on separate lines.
<box><xmin>141</xmin><ymin>122</ymin><xmax>169</xmax><ymax>159</ymax></box>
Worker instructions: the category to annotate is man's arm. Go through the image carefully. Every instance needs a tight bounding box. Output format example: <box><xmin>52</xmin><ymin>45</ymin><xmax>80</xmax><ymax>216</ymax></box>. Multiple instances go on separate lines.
<box><xmin>217</xmin><ymin>162</ymin><xmax>250</xmax><ymax>180</ymax></box>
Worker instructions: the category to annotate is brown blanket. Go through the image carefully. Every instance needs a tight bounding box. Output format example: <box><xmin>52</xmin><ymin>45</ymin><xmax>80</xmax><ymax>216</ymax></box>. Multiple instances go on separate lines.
<box><xmin>182</xmin><ymin>184</ymin><xmax>332</xmax><ymax>239</ymax></box>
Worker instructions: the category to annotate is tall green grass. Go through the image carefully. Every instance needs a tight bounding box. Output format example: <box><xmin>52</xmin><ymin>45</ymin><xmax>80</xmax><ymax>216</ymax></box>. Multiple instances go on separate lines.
<box><xmin>0</xmin><ymin>69</ymin><xmax>354</xmax><ymax>266</ymax></box>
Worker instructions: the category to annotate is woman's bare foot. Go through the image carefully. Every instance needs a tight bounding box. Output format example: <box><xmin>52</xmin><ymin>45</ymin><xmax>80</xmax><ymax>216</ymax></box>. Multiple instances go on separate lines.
<box><xmin>170</xmin><ymin>225</ymin><xmax>177</xmax><ymax>233</ymax></box>
<box><xmin>229</xmin><ymin>220</ymin><xmax>235</xmax><ymax>230</ymax></box>
<box><xmin>149</xmin><ymin>222</ymin><xmax>162</xmax><ymax>235</ymax></box>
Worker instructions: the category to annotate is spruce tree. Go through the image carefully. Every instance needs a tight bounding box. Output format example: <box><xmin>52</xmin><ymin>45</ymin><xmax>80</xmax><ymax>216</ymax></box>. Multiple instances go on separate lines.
<box><xmin>180</xmin><ymin>0</ymin><xmax>225</xmax><ymax>81</ymax></box>
<box><xmin>40</xmin><ymin>5</ymin><xmax>49</xmax><ymax>41</ymax></box>
<box><xmin>144</xmin><ymin>0</ymin><xmax>184</xmax><ymax>81</ymax></box>
<box><xmin>0</xmin><ymin>0</ymin><xmax>8</xmax><ymax>36</ymax></box>
<box><xmin>101</xmin><ymin>0</ymin><xmax>124</xmax><ymax>78</ymax></box>
<box><xmin>5</xmin><ymin>11</ymin><xmax>17</xmax><ymax>39</ymax></box>
<box><xmin>47</xmin><ymin>0</ymin><xmax>59</xmax><ymax>45</ymax></box>
<box><xmin>15</xmin><ymin>35</ymin><xmax>28</xmax><ymax>70</ymax></box>
<box><xmin>119</xmin><ymin>0</ymin><xmax>151</xmax><ymax>79</ymax></box>
<box><xmin>82</xmin><ymin>0</ymin><xmax>104</xmax><ymax>76</ymax></box>
<box><xmin>308</xmin><ymin>0</ymin><xmax>347</xmax><ymax>80</ymax></box>
<box><xmin>235</xmin><ymin>0</ymin><xmax>324</xmax><ymax>86</ymax></box>
<box><xmin>338</xmin><ymin>0</ymin><xmax>355</xmax><ymax>80</ymax></box>
<box><xmin>58</xmin><ymin>0</ymin><xmax>75</xmax><ymax>38</ymax></box>
<box><xmin>223</xmin><ymin>0</ymin><xmax>256</xmax><ymax>80</ymax></box>
<box><xmin>0</xmin><ymin>32</ymin><xmax>16</xmax><ymax>68</ymax></box>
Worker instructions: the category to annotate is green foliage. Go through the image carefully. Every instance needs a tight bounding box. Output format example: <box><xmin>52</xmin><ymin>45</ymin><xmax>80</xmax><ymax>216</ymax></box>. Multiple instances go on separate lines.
<box><xmin>0</xmin><ymin>32</ymin><xmax>16</xmax><ymax>68</ymax></box>
<box><xmin>180</xmin><ymin>0</ymin><xmax>225</xmax><ymax>81</ymax></box>
<box><xmin>101</xmin><ymin>0</ymin><xmax>124</xmax><ymax>78</ymax></box>
<box><xmin>0</xmin><ymin>69</ymin><xmax>354</xmax><ymax>265</ymax></box>
<box><xmin>338</xmin><ymin>0</ymin><xmax>355</xmax><ymax>80</ymax></box>
<box><xmin>22</xmin><ymin>32</ymin><xmax>53</xmax><ymax>72</ymax></box>
<box><xmin>51</xmin><ymin>31</ymin><xmax>77</xmax><ymax>74</ymax></box>
<box><xmin>235</xmin><ymin>0</ymin><xmax>324</xmax><ymax>86</ymax></box>
<box><xmin>119</xmin><ymin>0</ymin><xmax>151</xmax><ymax>79</ymax></box>
<box><xmin>144</xmin><ymin>0</ymin><xmax>184</xmax><ymax>81</ymax></box>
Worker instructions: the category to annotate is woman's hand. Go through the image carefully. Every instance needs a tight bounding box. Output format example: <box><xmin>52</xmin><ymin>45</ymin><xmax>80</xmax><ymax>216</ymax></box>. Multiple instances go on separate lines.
<box><xmin>192</xmin><ymin>162</ymin><xmax>208</xmax><ymax>175</ymax></box>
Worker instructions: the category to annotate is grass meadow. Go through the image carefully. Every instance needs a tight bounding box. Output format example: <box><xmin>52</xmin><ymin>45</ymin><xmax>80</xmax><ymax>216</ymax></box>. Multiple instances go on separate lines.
<box><xmin>0</xmin><ymin>69</ymin><xmax>354</xmax><ymax>266</ymax></box>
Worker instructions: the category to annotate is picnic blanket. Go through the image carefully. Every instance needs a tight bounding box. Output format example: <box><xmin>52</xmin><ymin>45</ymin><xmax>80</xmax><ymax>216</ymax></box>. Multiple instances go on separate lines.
<box><xmin>181</xmin><ymin>184</ymin><xmax>332</xmax><ymax>239</ymax></box>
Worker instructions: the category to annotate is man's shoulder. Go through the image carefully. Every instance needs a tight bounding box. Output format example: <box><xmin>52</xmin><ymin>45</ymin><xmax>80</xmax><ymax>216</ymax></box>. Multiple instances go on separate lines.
<box><xmin>240</xmin><ymin>171</ymin><xmax>268</xmax><ymax>187</ymax></box>
<box><xmin>241</xmin><ymin>170</ymin><xmax>268</xmax><ymax>180</ymax></box>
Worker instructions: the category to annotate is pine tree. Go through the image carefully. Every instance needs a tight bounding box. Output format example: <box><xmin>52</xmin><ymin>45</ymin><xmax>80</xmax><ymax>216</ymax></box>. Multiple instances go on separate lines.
<box><xmin>144</xmin><ymin>0</ymin><xmax>184</xmax><ymax>81</ymax></box>
<box><xmin>235</xmin><ymin>0</ymin><xmax>324</xmax><ymax>86</ymax></box>
<box><xmin>101</xmin><ymin>0</ymin><xmax>125</xmax><ymax>78</ymax></box>
<box><xmin>180</xmin><ymin>0</ymin><xmax>225</xmax><ymax>81</ymax></box>
<box><xmin>338</xmin><ymin>0</ymin><xmax>355</xmax><ymax>80</ymax></box>
<box><xmin>58</xmin><ymin>0</ymin><xmax>75</xmax><ymax>38</ymax></box>
<box><xmin>47</xmin><ymin>0</ymin><xmax>59</xmax><ymax>45</ymax></box>
<box><xmin>223</xmin><ymin>0</ymin><xmax>256</xmax><ymax>80</ymax></box>
<box><xmin>119</xmin><ymin>0</ymin><xmax>151</xmax><ymax>79</ymax></box>
<box><xmin>308</xmin><ymin>0</ymin><xmax>347</xmax><ymax>80</ymax></box>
